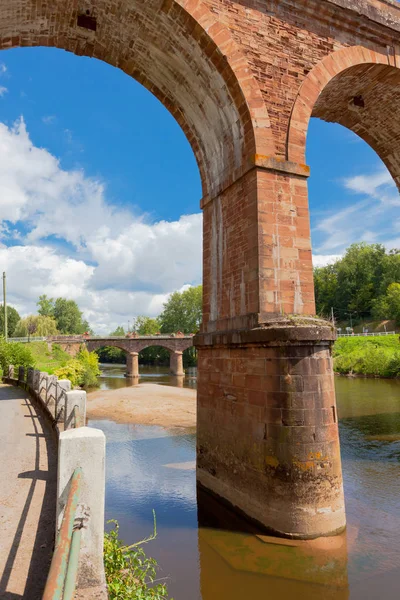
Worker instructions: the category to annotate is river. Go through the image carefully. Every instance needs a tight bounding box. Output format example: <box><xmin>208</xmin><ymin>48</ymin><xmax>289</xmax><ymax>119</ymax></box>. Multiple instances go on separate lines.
<box><xmin>88</xmin><ymin>364</ymin><xmax>400</xmax><ymax>599</ymax></box>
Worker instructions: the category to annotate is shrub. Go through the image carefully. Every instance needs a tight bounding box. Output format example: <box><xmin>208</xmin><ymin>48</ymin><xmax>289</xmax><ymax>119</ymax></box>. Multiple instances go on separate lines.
<box><xmin>0</xmin><ymin>337</ymin><xmax>34</xmax><ymax>372</ymax></box>
<box><xmin>104</xmin><ymin>518</ymin><xmax>171</xmax><ymax>600</ymax></box>
<box><xmin>55</xmin><ymin>359</ymin><xmax>85</xmax><ymax>387</ymax></box>
<box><xmin>54</xmin><ymin>347</ymin><xmax>101</xmax><ymax>387</ymax></box>
<box><xmin>333</xmin><ymin>335</ymin><xmax>400</xmax><ymax>377</ymax></box>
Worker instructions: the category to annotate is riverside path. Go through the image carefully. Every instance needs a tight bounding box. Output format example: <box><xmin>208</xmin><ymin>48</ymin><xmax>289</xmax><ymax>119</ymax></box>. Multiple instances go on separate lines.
<box><xmin>0</xmin><ymin>383</ymin><xmax>57</xmax><ymax>599</ymax></box>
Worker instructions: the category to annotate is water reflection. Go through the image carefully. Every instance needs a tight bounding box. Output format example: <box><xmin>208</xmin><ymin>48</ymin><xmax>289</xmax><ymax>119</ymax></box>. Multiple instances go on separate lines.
<box><xmin>98</xmin><ymin>363</ymin><xmax>197</xmax><ymax>389</ymax></box>
<box><xmin>89</xmin><ymin>372</ymin><xmax>400</xmax><ymax>599</ymax></box>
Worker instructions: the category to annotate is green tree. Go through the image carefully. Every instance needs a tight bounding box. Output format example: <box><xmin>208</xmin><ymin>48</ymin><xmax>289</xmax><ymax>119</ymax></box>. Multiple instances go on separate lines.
<box><xmin>37</xmin><ymin>294</ymin><xmax>55</xmax><ymax>317</ymax></box>
<box><xmin>313</xmin><ymin>265</ymin><xmax>338</xmax><ymax>318</ymax></box>
<box><xmin>159</xmin><ymin>285</ymin><xmax>202</xmax><ymax>333</ymax></box>
<box><xmin>111</xmin><ymin>326</ymin><xmax>125</xmax><ymax>337</ymax></box>
<box><xmin>53</xmin><ymin>298</ymin><xmax>88</xmax><ymax>334</ymax></box>
<box><xmin>334</xmin><ymin>243</ymin><xmax>386</xmax><ymax>318</ymax></box>
<box><xmin>313</xmin><ymin>243</ymin><xmax>400</xmax><ymax>321</ymax></box>
<box><xmin>134</xmin><ymin>316</ymin><xmax>160</xmax><ymax>335</ymax></box>
<box><xmin>373</xmin><ymin>283</ymin><xmax>400</xmax><ymax>324</ymax></box>
<box><xmin>13</xmin><ymin>315</ymin><xmax>59</xmax><ymax>338</ymax></box>
<box><xmin>0</xmin><ymin>305</ymin><xmax>21</xmax><ymax>337</ymax></box>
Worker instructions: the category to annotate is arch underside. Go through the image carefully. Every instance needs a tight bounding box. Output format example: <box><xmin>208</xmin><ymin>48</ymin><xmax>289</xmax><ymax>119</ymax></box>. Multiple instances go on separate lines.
<box><xmin>0</xmin><ymin>0</ymin><xmax>266</xmax><ymax>198</ymax></box>
<box><xmin>312</xmin><ymin>63</ymin><xmax>400</xmax><ymax>188</ymax></box>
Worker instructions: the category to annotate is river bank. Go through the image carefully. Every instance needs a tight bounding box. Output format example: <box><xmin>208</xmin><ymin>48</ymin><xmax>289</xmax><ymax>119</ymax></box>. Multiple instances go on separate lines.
<box><xmin>87</xmin><ymin>383</ymin><xmax>196</xmax><ymax>427</ymax></box>
<box><xmin>333</xmin><ymin>334</ymin><xmax>400</xmax><ymax>378</ymax></box>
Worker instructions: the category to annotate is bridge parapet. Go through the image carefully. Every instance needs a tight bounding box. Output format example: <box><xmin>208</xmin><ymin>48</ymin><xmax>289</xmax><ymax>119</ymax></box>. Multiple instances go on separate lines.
<box><xmin>3</xmin><ymin>366</ymin><xmax>106</xmax><ymax>597</ymax></box>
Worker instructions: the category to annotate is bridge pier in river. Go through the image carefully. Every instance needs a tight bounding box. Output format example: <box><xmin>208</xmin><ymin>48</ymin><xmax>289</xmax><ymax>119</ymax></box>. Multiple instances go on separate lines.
<box><xmin>126</xmin><ymin>352</ymin><xmax>139</xmax><ymax>379</ymax></box>
<box><xmin>170</xmin><ymin>351</ymin><xmax>184</xmax><ymax>377</ymax></box>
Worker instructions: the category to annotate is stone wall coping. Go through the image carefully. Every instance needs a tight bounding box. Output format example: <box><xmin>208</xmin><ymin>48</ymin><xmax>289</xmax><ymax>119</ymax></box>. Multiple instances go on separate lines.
<box><xmin>195</xmin><ymin>318</ymin><xmax>336</xmax><ymax>347</ymax></box>
<box><xmin>325</xmin><ymin>0</ymin><xmax>400</xmax><ymax>32</ymax></box>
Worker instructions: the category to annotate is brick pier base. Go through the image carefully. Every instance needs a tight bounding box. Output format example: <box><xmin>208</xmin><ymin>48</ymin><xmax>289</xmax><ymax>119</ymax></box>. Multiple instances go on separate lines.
<box><xmin>195</xmin><ymin>318</ymin><xmax>345</xmax><ymax>539</ymax></box>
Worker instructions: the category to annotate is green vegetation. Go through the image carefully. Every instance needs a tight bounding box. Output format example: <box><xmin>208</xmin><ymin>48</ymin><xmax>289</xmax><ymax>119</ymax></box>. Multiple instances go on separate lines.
<box><xmin>2</xmin><ymin>340</ymin><xmax>101</xmax><ymax>387</ymax></box>
<box><xmin>13</xmin><ymin>315</ymin><xmax>59</xmax><ymax>338</ymax></box>
<box><xmin>0</xmin><ymin>337</ymin><xmax>34</xmax><ymax>374</ymax></box>
<box><xmin>37</xmin><ymin>295</ymin><xmax>91</xmax><ymax>334</ymax></box>
<box><xmin>333</xmin><ymin>335</ymin><xmax>400</xmax><ymax>378</ymax></box>
<box><xmin>0</xmin><ymin>305</ymin><xmax>21</xmax><ymax>337</ymax></box>
<box><xmin>55</xmin><ymin>347</ymin><xmax>101</xmax><ymax>387</ymax></box>
<box><xmin>28</xmin><ymin>341</ymin><xmax>71</xmax><ymax>373</ymax></box>
<box><xmin>159</xmin><ymin>285</ymin><xmax>202</xmax><ymax>334</ymax></box>
<box><xmin>314</xmin><ymin>243</ymin><xmax>400</xmax><ymax>324</ymax></box>
<box><xmin>104</xmin><ymin>517</ymin><xmax>171</xmax><ymax>600</ymax></box>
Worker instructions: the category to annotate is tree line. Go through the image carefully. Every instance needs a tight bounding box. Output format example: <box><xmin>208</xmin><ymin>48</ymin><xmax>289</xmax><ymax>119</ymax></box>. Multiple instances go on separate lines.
<box><xmin>314</xmin><ymin>243</ymin><xmax>400</xmax><ymax>324</ymax></box>
<box><xmin>0</xmin><ymin>294</ymin><xmax>91</xmax><ymax>338</ymax></box>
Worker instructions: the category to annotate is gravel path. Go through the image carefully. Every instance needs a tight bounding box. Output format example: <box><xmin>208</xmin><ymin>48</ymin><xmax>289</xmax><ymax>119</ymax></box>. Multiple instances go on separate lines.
<box><xmin>0</xmin><ymin>384</ymin><xmax>57</xmax><ymax>599</ymax></box>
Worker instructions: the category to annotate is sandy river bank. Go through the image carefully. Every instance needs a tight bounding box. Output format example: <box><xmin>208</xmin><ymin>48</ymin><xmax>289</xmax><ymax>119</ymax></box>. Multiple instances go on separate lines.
<box><xmin>87</xmin><ymin>383</ymin><xmax>196</xmax><ymax>427</ymax></box>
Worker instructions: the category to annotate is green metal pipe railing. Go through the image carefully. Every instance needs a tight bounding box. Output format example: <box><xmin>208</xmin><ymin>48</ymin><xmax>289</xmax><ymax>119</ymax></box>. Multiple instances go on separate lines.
<box><xmin>42</xmin><ymin>468</ymin><xmax>83</xmax><ymax>600</ymax></box>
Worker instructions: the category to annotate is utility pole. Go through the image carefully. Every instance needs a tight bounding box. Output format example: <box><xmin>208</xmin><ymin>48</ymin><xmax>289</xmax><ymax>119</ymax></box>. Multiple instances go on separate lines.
<box><xmin>331</xmin><ymin>307</ymin><xmax>335</xmax><ymax>328</ymax></box>
<box><xmin>3</xmin><ymin>272</ymin><xmax>7</xmax><ymax>341</ymax></box>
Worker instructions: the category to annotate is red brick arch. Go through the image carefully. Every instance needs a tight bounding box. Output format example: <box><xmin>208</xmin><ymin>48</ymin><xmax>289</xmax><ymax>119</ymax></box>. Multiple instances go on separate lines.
<box><xmin>0</xmin><ymin>0</ymin><xmax>273</xmax><ymax>199</ymax></box>
<box><xmin>287</xmin><ymin>46</ymin><xmax>400</xmax><ymax>180</ymax></box>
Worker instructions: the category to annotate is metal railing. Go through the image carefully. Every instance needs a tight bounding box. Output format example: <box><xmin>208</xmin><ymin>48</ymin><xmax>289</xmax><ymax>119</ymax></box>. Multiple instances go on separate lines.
<box><xmin>337</xmin><ymin>331</ymin><xmax>397</xmax><ymax>337</ymax></box>
<box><xmin>43</xmin><ymin>468</ymin><xmax>83</xmax><ymax>600</ymax></box>
<box><xmin>8</xmin><ymin>336</ymin><xmax>47</xmax><ymax>343</ymax></box>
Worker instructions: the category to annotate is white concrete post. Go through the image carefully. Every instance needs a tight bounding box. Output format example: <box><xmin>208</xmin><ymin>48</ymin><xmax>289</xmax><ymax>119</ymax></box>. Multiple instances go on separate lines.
<box><xmin>57</xmin><ymin>427</ymin><xmax>106</xmax><ymax>588</ymax></box>
<box><xmin>8</xmin><ymin>364</ymin><xmax>14</xmax><ymax>379</ymax></box>
<box><xmin>39</xmin><ymin>372</ymin><xmax>49</xmax><ymax>404</ymax></box>
<box><xmin>64</xmin><ymin>390</ymin><xmax>87</xmax><ymax>430</ymax></box>
<box><xmin>55</xmin><ymin>379</ymin><xmax>71</xmax><ymax>423</ymax></box>
<box><xmin>46</xmin><ymin>375</ymin><xmax>58</xmax><ymax>419</ymax></box>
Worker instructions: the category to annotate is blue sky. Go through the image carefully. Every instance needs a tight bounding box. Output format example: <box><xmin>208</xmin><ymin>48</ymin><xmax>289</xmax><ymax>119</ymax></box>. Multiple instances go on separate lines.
<box><xmin>0</xmin><ymin>47</ymin><xmax>397</xmax><ymax>332</ymax></box>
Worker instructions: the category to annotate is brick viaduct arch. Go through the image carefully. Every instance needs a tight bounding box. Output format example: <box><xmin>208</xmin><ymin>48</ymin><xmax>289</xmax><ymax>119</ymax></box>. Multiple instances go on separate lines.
<box><xmin>3</xmin><ymin>0</ymin><xmax>400</xmax><ymax>539</ymax></box>
<box><xmin>86</xmin><ymin>337</ymin><xmax>193</xmax><ymax>377</ymax></box>
<box><xmin>288</xmin><ymin>46</ymin><xmax>400</xmax><ymax>188</ymax></box>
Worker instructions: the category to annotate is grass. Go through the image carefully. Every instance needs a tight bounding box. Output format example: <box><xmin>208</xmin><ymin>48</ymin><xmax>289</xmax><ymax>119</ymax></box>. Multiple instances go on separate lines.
<box><xmin>28</xmin><ymin>341</ymin><xmax>71</xmax><ymax>374</ymax></box>
<box><xmin>104</xmin><ymin>516</ymin><xmax>171</xmax><ymax>600</ymax></box>
<box><xmin>333</xmin><ymin>334</ymin><xmax>400</xmax><ymax>378</ymax></box>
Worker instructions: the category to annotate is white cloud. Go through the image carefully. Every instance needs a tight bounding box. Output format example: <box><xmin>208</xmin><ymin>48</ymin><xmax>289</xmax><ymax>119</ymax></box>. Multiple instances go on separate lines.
<box><xmin>0</xmin><ymin>118</ymin><xmax>202</xmax><ymax>334</ymax></box>
<box><xmin>0</xmin><ymin>63</ymin><xmax>6</xmax><ymax>74</ymax></box>
<box><xmin>312</xmin><ymin>254</ymin><xmax>341</xmax><ymax>267</ymax></box>
<box><xmin>42</xmin><ymin>115</ymin><xmax>56</xmax><ymax>125</ymax></box>
<box><xmin>0</xmin><ymin>86</ymin><xmax>8</xmax><ymax>97</ymax></box>
<box><xmin>314</xmin><ymin>167</ymin><xmax>399</xmax><ymax>253</ymax></box>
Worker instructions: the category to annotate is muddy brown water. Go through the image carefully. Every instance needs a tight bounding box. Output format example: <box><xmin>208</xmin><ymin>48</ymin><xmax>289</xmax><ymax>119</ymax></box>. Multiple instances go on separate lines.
<box><xmin>89</xmin><ymin>365</ymin><xmax>400</xmax><ymax>599</ymax></box>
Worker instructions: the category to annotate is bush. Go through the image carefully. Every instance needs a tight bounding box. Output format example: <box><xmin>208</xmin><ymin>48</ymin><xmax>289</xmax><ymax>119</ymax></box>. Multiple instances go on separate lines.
<box><xmin>333</xmin><ymin>335</ymin><xmax>400</xmax><ymax>377</ymax></box>
<box><xmin>54</xmin><ymin>347</ymin><xmax>100</xmax><ymax>388</ymax></box>
<box><xmin>55</xmin><ymin>359</ymin><xmax>85</xmax><ymax>387</ymax></box>
<box><xmin>104</xmin><ymin>518</ymin><xmax>171</xmax><ymax>600</ymax></box>
<box><xmin>0</xmin><ymin>337</ymin><xmax>34</xmax><ymax>373</ymax></box>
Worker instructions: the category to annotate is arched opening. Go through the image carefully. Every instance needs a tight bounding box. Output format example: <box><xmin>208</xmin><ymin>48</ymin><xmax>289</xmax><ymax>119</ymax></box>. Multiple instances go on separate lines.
<box><xmin>288</xmin><ymin>47</ymin><xmax>400</xmax><ymax>189</ymax></box>
<box><xmin>0</xmin><ymin>0</ymin><xmax>271</xmax><ymax>200</ymax></box>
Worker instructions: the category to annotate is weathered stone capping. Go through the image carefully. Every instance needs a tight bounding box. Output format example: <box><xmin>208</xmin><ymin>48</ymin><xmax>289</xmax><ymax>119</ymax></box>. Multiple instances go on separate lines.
<box><xmin>195</xmin><ymin>319</ymin><xmax>345</xmax><ymax>539</ymax></box>
<box><xmin>3</xmin><ymin>367</ymin><xmax>107</xmax><ymax>597</ymax></box>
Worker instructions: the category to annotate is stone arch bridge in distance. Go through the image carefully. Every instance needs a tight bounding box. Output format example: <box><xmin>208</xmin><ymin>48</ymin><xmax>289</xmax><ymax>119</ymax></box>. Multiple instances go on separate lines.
<box><xmin>45</xmin><ymin>335</ymin><xmax>194</xmax><ymax>378</ymax></box>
